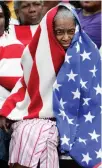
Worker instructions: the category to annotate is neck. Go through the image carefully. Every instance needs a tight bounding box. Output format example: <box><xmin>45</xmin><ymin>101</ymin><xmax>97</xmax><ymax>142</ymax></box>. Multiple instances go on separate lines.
<box><xmin>83</xmin><ymin>8</ymin><xmax>101</xmax><ymax>16</ymax></box>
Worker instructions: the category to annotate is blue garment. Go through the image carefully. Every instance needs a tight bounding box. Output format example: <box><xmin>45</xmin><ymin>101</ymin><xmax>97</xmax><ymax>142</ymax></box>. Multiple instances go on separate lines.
<box><xmin>53</xmin><ymin>3</ymin><xmax>101</xmax><ymax>168</ymax></box>
<box><xmin>0</xmin><ymin>129</ymin><xmax>11</xmax><ymax>161</ymax></box>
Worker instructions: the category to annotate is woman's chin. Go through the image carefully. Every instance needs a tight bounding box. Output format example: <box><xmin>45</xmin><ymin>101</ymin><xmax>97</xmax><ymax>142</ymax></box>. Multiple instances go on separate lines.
<box><xmin>63</xmin><ymin>44</ymin><xmax>70</xmax><ymax>50</ymax></box>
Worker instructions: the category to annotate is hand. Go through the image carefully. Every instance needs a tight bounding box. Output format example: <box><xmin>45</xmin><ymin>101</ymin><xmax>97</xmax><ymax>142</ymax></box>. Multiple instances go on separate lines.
<box><xmin>0</xmin><ymin>116</ymin><xmax>9</xmax><ymax>132</ymax></box>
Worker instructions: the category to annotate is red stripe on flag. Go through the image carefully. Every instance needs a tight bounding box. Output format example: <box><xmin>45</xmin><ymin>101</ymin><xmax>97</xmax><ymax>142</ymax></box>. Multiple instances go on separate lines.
<box><xmin>0</xmin><ymin>77</ymin><xmax>20</xmax><ymax>91</ymax></box>
<box><xmin>15</xmin><ymin>25</ymin><xmax>33</xmax><ymax>46</ymax></box>
<box><xmin>47</xmin><ymin>7</ymin><xmax>65</xmax><ymax>75</ymax></box>
<box><xmin>29</xmin><ymin>26</ymin><xmax>41</xmax><ymax>60</ymax></box>
<box><xmin>26</xmin><ymin>60</ymin><xmax>43</xmax><ymax>119</ymax></box>
<box><xmin>24</xmin><ymin>26</ymin><xmax>42</xmax><ymax>119</ymax></box>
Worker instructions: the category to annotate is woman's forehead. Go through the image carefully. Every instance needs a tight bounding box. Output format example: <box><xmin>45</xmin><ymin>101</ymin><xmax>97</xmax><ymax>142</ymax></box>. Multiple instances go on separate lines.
<box><xmin>54</xmin><ymin>17</ymin><xmax>76</xmax><ymax>28</ymax></box>
<box><xmin>54</xmin><ymin>6</ymin><xmax>76</xmax><ymax>23</ymax></box>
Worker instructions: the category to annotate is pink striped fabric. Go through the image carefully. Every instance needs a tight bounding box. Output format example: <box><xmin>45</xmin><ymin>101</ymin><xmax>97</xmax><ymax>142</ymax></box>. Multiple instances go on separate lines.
<box><xmin>9</xmin><ymin>119</ymin><xmax>59</xmax><ymax>168</ymax></box>
<box><xmin>0</xmin><ymin>6</ymin><xmax>65</xmax><ymax>120</ymax></box>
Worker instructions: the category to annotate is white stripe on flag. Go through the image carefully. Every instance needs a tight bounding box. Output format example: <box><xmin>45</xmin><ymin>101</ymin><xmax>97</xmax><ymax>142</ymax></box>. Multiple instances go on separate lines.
<box><xmin>36</xmin><ymin>16</ymin><xmax>56</xmax><ymax>118</ymax></box>
<box><xmin>21</xmin><ymin>46</ymin><xmax>33</xmax><ymax>85</ymax></box>
<box><xmin>8</xmin><ymin>90</ymin><xmax>30</xmax><ymax>120</ymax></box>
<box><xmin>30</xmin><ymin>25</ymin><xmax>38</xmax><ymax>37</ymax></box>
<box><xmin>10</xmin><ymin>79</ymin><xmax>23</xmax><ymax>95</ymax></box>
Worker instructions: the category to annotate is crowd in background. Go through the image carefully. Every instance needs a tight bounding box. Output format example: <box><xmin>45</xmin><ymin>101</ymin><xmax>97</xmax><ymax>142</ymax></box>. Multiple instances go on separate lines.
<box><xmin>0</xmin><ymin>1</ymin><xmax>101</xmax><ymax>168</ymax></box>
<box><xmin>4</xmin><ymin>1</ymin><xmax>101</xmax><ymax>49</ymax></box>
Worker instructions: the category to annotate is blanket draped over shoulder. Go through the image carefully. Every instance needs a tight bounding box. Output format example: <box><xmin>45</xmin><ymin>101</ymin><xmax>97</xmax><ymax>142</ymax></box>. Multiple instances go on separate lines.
<box><xmin>53</xmin><ymin>3</ymin><xmax>101</xmax><ymax>168</ymax></box>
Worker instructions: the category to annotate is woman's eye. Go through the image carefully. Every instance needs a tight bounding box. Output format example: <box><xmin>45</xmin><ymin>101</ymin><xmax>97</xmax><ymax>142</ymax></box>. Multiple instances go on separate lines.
<box><xmin>69</xmin><ymin>30</ymin><xmax>75</xmax><ymax>34</ymax></box>
<box><xmin>55</xmin><ymin>30</ymin><xmax>63</xmax><ymax>35</ymax></box>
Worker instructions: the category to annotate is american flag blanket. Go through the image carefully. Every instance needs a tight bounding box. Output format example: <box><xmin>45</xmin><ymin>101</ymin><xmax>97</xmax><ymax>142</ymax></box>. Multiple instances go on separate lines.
<box><xmin>0</xmin><ymin>33</ymin><xmax>24</xmax><ymax>108</ymax></box>
<box><xmin>0</xmin><ymin>4</ymin><xmax>65</xmax><ymax>120</ymax></box>
<box><xmin>53</xmin><ymin>3</ymin><xmax>101</xmax><ymax>168</ymax></box>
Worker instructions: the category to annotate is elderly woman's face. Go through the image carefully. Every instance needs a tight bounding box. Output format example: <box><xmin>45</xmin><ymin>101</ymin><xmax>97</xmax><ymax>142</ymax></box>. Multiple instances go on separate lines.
<box><xmin>0</xmin><ymin>6</ymin><xmax>5</xmax><ymax>36</ymax></box>
<box><xmin>54</xmin><ymin>17</ymin><xmax>75</xmax><ymax>50</ymax></box>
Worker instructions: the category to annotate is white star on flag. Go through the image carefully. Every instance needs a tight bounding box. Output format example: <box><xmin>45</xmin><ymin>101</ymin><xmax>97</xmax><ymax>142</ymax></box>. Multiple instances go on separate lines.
<box><xmin>94</xmin><ymin>84</ymin><xmax>102</xmax><ymax>95</ymax></box>
<box><xmin>70</xmin><ymin>144</ymin><xmax>73</xmax><ymax>150</ymax></box>
<box><xmin>66</xmin><ymin>70</ymin><xmax>78</xmax><ymax>81</ymax></box>
<box><xmin>53</xmin><ymin>80</ymin><xmax>61</xmax><ymax>91</ymax></box>
<box><xmin>84</xmin><ymin>111</ymin><xmax>95</xmax><ymax>123</ymax></box>
<box><xmin>95</xmin><ymin>149</ymin><xmax>102</xmax><ymax>159</ymax></box>
<box><xmin>80</xmin><ymin>79</ymin><xmax>88</xmax><ymax>89</ymax></box>
<box><xmin>65</xmin><ymin>55</ymin><xmax>72</xmax><ymax>64</ymax></box>
<box><xmin>60</xmin><ymin>98</ymin><xmax>67</xmax><ymax>109</ymax></box>
<box><xmin>100</xmin><ymin>106</ymin><xmax>102</xmax><ymax>114</ymax></box>
<box><xmin>59</xmin><ymin>109</ymin><xmax>74</xmax><ymax>124</ymax></box>
<box><xmin>61</xmin><ymin>134</ymin><xmax>70</xmax><ymax>145</ymax></box>
<box><xmin>59</xmin><ymin>109</ymin><xmax>66</xmax><ymax>120</ymax></box>
<box><xmin>89</xmin><ymin>65</ymin><xmax>98</xmax><ymax>77</ymax></box>
<box><xmin>76</xmin><ymin>124</ymin><xmax>79</xmax><ymax>127</ymax></box>
<box><xmin>75</xmin><ymin>42</ymin><xmax>80</xmax><ymax>53</ymax></box>
<box><xmin>88</xmin><ymin>130</ymin><xmax>100</xmax><ymax>142</ymax></box>
<box><xmin>72</xmin><ymin>88</ymin><xmax>80</xmax><ymax>99</ymax></box>
<box><xmin>82</xmin><ymin>153</ymin><xmax>92</xmax><ymax>165</ymax></box>
<box><xmin>66</xmin><ymin>115</ymin><xmax>74</xmax><ymax>125</ymax></box>
<box><xmin>78</xmin><ymin>137</ymin><xmax>87</xmax><ymax>145</ymax></box>
<box><xmin>83</xmin><ymin>98</ymin><xmax>91</xmax><ymax>106</ymax></box>
<box><xmin>75</xmin><ymin>25</ymin><xmax>79</xmax><ymax>33</ymax></box>
<box><xmin>80</xmin><ymin>50</ymin><xmax>91</xmax><ymax>61</ymax></box>
<box><xmin>79</xmin><ymin>36</ymin><xmax>82</xmax><ymax>43</ymax></box>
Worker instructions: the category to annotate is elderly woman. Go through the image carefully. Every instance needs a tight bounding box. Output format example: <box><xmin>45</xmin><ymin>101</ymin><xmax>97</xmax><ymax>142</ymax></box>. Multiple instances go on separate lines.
<box><xmin>0</xmin><ymin>2</ymin><xmax>101</xmax><ymax>168</ymax></box>
<box><xmin>0</xmin><ymin>1</ymin><xmax>24</xmax><ymax>167</ymax></box>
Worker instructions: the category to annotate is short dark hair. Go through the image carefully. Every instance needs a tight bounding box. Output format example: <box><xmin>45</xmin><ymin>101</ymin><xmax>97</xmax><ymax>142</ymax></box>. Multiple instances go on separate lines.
<box><xmin>0</xmin><ymin>2</ymin><xmax>11</xmax><ymax>32</ymax></box>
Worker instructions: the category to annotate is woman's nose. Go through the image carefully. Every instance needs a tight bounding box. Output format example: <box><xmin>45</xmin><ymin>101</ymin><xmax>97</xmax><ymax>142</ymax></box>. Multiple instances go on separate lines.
<box><xmin>62</xmin><ymin>33</ymin><xmax>70</xmax><ymax>41</ymax></box>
